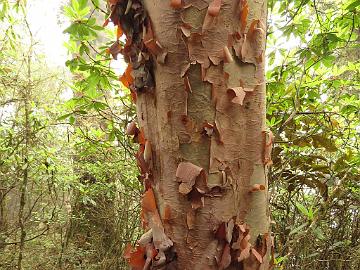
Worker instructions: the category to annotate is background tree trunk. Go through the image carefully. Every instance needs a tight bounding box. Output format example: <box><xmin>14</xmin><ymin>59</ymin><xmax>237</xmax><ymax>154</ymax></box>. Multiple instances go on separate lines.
<box><xmin>116</xmin><ymin>0</ymin><xmax>272</xmax><ymax>269</ymax></box>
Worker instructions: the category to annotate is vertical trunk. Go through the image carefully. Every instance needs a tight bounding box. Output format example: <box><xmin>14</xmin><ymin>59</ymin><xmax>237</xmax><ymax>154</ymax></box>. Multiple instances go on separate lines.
<box><xmin>112</xmin><ymin>0</ymin><xmax>272</xmax><ymax>269</ymax></box>
<box><xmin>17</xmin><ymin>48</ymin><xmax>32</xmax><ymax>270</ymax></box>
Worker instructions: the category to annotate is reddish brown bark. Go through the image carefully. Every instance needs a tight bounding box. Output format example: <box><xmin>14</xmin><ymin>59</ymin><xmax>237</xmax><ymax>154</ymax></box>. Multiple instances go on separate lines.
<box><xmin>109</xmin><ymin>0</ymin><xmax>272</xmax><ymax>269</ymax></box>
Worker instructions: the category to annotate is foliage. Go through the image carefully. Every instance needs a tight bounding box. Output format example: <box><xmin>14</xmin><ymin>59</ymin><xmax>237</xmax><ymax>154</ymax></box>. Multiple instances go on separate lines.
<box><xmin>266</xmin><ymin>0</ymin><xmax>359</xmax><ymax>268</ymax></box>
<box><xmin>0</xmin><ymin>1</ymin><xmax>141</xmax><ymax>269</ymax></box>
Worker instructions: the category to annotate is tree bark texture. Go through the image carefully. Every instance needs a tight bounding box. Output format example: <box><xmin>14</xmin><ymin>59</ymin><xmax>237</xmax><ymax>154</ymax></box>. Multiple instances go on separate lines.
<box><xmin>110</xmin><ymin>0</ymin><xmax>273</xmax><ymax>269</ymax></box>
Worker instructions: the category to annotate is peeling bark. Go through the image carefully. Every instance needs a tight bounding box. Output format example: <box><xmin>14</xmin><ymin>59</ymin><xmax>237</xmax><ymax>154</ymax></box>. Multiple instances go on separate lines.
<box><xmin>110</xmin><ymin>0</ymin><xmax>271</xmax><ymax>269</ymax></box>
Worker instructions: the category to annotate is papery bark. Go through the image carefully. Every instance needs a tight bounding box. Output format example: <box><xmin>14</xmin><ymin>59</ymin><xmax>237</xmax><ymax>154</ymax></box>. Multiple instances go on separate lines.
<box><xmin>117</xmin><ymin>0</ymin><xmax>271</xmax><ymax>268</ymax></box>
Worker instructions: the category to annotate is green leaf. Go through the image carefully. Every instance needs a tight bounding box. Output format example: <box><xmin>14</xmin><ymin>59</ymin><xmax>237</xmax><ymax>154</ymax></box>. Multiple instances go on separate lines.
<box><xmin>296</xmin><ymin>202</ymin><xmax>309</xmax><ymax>217</ymax></box>
<box><xmin>78</xmin><ymin>0</ymin><xmax>88</xmax><ymax>10</ymax></box>
<box><xmin>71</xmin><ymin>0</ymin><xmax>80</xmax><ymax>11</ymax></box>
<box><xmin>57</xmin><ymin>113</ymin><xmax>73</xmax><ymax>121</ymax></box>
<box><xmin>289</xmin><ymin>222</ymin><xmax>308</xmax><ymax>236</ymax></box>
<box><xmin>346</xmin><ymin>0</ymin><xmax>360</xmax><ymax>10</ymax></box>
<box><xmin>69</xmin><ymin>115</ymin><xmax>76</xmax><ymax>125</ymax></box>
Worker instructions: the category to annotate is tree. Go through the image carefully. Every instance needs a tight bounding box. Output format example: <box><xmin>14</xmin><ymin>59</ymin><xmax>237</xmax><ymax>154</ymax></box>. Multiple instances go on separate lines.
<box><xmin>107</xmin><ymin>0</ymin><xmax>273</xmax><ymax>269</ymax></box>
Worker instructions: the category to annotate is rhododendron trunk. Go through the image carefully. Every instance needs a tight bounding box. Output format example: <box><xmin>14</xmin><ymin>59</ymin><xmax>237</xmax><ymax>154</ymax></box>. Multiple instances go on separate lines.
<box><xmin>112</xmin><ymin>0</ymin><xmax>272</xmax><ymax>269</ymax></box>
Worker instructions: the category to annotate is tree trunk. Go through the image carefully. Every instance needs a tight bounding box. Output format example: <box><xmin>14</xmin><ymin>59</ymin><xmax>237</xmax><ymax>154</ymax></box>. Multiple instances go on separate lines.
<box><xmin>112</xmin><ymin>0</ymin><xmax>272</xmax><ymax>269</ymax></box>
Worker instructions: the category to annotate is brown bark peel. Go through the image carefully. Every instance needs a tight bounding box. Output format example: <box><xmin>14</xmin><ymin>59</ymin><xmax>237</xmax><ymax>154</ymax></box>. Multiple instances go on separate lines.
<box><xmin>111</xmin><ymin>0</ymin><xmax>270</xmax><ymax>269</ymax></box>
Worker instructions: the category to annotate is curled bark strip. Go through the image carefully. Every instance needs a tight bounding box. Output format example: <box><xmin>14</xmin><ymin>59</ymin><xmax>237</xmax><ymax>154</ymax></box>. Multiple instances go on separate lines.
<box><xmin>180</xmin><ymin>25</ymin><xmax>191</xmax><ymax>38</ymax></box>
<box><xmin>241</xmin><ymin>20</ymin><xmax>266</xmax><ymax>64</ymax></box>
<box><xmin>208</xmin><ymin>0</ymin><xmax>222</xmax><ymax>17</ymax></box>
<box><xmin>120</xmin><ymin>64</ymin><xmax>134</xmax><ymax>89</ymax></box>
<box><xmin>144</xmin><ymin>243</ymin><xmax>158</xmax><ymax>270</ymax></box>
<box><xmin>163</xmin><ymin>205</ymin><xmax>172</xmax><ymax>222</ymax></box>
<box><xmin>202</xmin><ymin>13</ymin><xmax>215</xmax><ymax>32</ymax></box>
<box><xmin>135</xmin><ymin>148</ymin><xmax>149</xmax><ymax>176</ymax></box>
<box><xmin>227</xmin><ymin>87</ymin><xmax>254</xmax><ymax>105</ymax></box>
<box><xmin>103</xmin><ymin>18</ymin><xmax>110</xmax><ymax>27</ymax></box>
<box><xmin>186</xmin><ymin>209</ymin><xmax>196</xmax><ymax>230</ymax></box>
<box><xmin>123</xmin><ymin>244</ymin><xmax>146</xmax><ymax>269</ymax></box>
<box><xmin>142</xmin><ymin>188</ymin><xmax>157</xmax><ymax>213</ymax></box>
<box><xmin>251</xmin><ymin>248</ymin><xmax>263</xmax><ymax>263</ymax></box>
<box><xmin>176</xmin><ymin>162</ymin><xmax>204</xmax><ymax>195</ymax></box>
<box><xmin>263</xmin><ymin>129</ymin><xmax>274</xmax><ymax>165</ymax></box>
<box><xmin>108</xmin><ymin>0</ymin><xmax>156</xmax><ymax>92</ymax></box>
<box><xmin>255</xmin><ymin>233</ymin><xmax>269</xmax><ymax>263</ymax></box>
<box><xmin>170</xmin><ymin>0</ymin><xmax>183</xmax><ymax>9</ymax></box>
<box><xmin>144</xmin><ymin>140</ymin><xmax>152</xmax><ymax>164</ymax></box>
<box><xmin>202</xmin><ymin>122</ymin><xmax>214</xmax><ymax>137</ymax></box>
<box><xmin>141</xmin><ymin>188</ymin><xmax>173</xmax><ymax>253</ymax></box>
<box><xmin>188</xmin><ymin>188</ymin><xmax>205</xmax><ymax>209</ymax></box>
<box><xmin>231</xmin><ymin>223</ymin><xmax>252</xmax><ymax>262</ymax></box>
<box><xmin>214</xmin><ymin>222</ymin><xmax>226</xmax><ymax>241</ymax></box>
<box><xmin>126</xmin><ymin>121</ymin><xmax>138</xmax><ymax>135</ymax></box>
<box><xmin>184</xmin><ymin>75</ymin><xmax>192</xmax><ymax>93</ymax></box>
<box><xmin>214</xmin><ymin>120</ymin><xmax>224</xmax><ymax>144</ymax></box>
<box><xmin>143</xmin><ymin>20</ymin><xmax>168</xmax><ymax>63</ymax></box>
<box><xmin>218</xmin><ymin>243</ymin><xmax>231</xmax><ymax>270</ymax></box>
<box><xmin>226</xmin><ymin>218</ymin><xmax>234</xmax><ymax>244</ymax></box>
<box><xmin>117</xmin><ymin>25</ymin><xmax>123</xmax><ymax>39</ymax></box>
<box><xmin>138</xmin><ymin>229</ymin><xmax>153</xmax><ymax>246</ymax></box>
<box><xmin>239</xmin><ymin>0</ymin><xmax>249</xmax><ymax>34</ymax></box>
<box><xmin>223</xmin><ymin>46</ymin><xmax>233</xmax><ymax>63</ymax></box>
<box><xmin>109</xmin><ymin>41</ymin><xmax>122</xmax><ymax>60</ymax></box>
<box><xmin>250</xmin><ymin>184</ymin><xmax>265</xmax><ymax>192</ymax></box>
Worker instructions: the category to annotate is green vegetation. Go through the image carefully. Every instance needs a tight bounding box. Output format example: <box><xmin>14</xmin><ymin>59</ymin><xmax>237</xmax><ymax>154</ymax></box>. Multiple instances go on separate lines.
<box><xmin>0</xmin><ymin>0</ymin><xmax>359</xmax><ymax>269</ymax></box>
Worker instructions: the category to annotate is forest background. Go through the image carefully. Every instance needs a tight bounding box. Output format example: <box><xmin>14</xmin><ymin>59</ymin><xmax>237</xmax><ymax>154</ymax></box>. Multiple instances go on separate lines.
<box><xmin>0</xmin><ymin>0</ymin><xmax>359</xmax><ymax>269</ymax></box>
